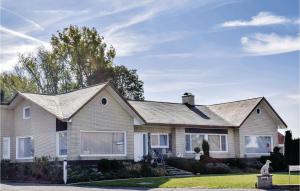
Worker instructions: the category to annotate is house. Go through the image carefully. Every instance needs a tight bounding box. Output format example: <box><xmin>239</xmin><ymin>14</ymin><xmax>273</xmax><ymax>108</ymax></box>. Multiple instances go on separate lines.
<box><xmin>0</xmin><ymin>82</ymin><xmax>287</xmax><ymax>162</ymax></box>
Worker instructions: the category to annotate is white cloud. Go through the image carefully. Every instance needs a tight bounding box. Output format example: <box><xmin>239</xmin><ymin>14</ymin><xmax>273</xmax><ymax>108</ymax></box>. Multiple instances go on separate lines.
<box><xmin>105</xmin><ymin>31</ymin><xmax>186</xmax><ymax>56</ymax></box>
<box><xmin>0</xmin><ymin>25</ymin><xmax>47</xmax><ymax>44</ymax></box>
<box><xmin>241</xmin><ymin>33</ymin><xmax>300</xmax><ymax>55</ymax></box>
<box><xmin>221</xmin><ymin>12</ymin><xmax>290</xmax><ymax>27</ymax></box>
<box><xmin>1</xmin><ymin>7</ymin><xmax>44</xmax><ymax>31</ymax></box>
<box><xmin>286</xmin><ymin>94</ymin><xmax>300</xmax><ymax>101</ymax></box>
<box><xmin>0</xmin><ymin>26</ymin><xmax>49</xmax><ymax>72</ymax></box>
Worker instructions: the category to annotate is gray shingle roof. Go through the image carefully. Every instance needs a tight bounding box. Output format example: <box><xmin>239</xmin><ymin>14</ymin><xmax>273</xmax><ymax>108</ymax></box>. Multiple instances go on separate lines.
<box><xmin>19</xmin><ymin>83</ymin><xmax>108</xmax><ymax>120</ymax></box>
<box><xmin>128</xmin><ymin>97</ymin><xmax>263</xmax><ymax>127</ymax></box>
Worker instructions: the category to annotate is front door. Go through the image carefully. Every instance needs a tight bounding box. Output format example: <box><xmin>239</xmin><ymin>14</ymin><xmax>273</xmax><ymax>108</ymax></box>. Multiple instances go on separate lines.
<box><xmin>134</xmin><ymin>133</ymin><xmax>148</xmax><ymax>162</ymax></box>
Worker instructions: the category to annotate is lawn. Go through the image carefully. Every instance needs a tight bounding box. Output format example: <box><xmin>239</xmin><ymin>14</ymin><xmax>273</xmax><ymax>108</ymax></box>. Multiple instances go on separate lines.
<box><xmin>82</xmin><ymin>173</ymin><xmax>300</xmax><ymax>188</ymax></box>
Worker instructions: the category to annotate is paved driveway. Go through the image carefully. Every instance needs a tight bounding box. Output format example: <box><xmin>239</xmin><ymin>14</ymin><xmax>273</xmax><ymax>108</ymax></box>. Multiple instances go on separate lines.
<box><xmin>0</xmin><ymin>183</ymin><xmax>274</xmax><ymax>191</ymax></box>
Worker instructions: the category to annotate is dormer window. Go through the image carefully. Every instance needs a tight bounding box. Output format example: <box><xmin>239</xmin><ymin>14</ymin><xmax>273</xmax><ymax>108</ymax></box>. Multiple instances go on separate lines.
<box><xmin>23</xmin><ymin>106</ymin><xmax>31</xmax><ymax>119</ymax></box>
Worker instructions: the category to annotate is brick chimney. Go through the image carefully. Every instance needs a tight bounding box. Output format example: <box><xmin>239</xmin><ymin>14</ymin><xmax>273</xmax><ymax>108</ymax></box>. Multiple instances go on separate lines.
<box><xmin>182</xmin><ymin>92</ymin><xmax>195</xmax><ymax>105</ymax></box>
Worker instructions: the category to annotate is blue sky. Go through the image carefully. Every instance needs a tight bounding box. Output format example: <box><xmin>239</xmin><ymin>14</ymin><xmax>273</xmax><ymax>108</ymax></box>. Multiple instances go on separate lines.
<box><xmin>1</xmin><ymin>0</ymin><xmax>299</xmax><ymax>136</ymax></box>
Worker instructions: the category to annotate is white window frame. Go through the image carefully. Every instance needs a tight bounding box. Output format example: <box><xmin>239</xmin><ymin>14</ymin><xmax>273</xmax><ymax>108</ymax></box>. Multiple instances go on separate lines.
<box><xmin>244</xmin><ymin>135</ymin><xmax>273</xmax><ymax>155</ymax></box>
<box><xmin>16</xmin><ymin>136</ymin><xmax>34</xmax><ymax>160</ymax></box>
<box><xmin>2</xmin><ymin>137</ymin><xmax>10</xmax><ymax>159</ymax></box>
<box><xmin>80</xmin><ymin>130</ymin><xmax>127</xmax><ymax>157</ymax></box>
<box><xmin>150</xmin><ymin>133</ymin><xmax>169</xmax><ymax>148</ymax></box>
<box><xmin>185</xmin><ymin>133</ymin><xmax>228</xmax><ymax>153</ymax></box>
<box><xmin>56</xmin><ymin>131</ymin><xmax>67</xmax><ymax>158</ymax></box>
<box><xmin>23</xmin><ymin>106</ymin><xmax>31</xmax><ymax>119</ymax></box>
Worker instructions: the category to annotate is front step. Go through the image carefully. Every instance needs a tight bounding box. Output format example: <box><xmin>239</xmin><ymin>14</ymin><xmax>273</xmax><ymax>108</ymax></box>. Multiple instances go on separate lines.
<box><xmin>164</xmin><ymin>164</ymin><xmax>193</xmax><ymax>176</ymax></box>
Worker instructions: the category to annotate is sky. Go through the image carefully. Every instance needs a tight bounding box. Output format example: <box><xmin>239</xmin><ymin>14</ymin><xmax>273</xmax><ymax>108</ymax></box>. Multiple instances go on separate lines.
<box><xmin>0</xmin><ymin>0</ymin><xmax>299</xmax><ymax>137</ymax></box>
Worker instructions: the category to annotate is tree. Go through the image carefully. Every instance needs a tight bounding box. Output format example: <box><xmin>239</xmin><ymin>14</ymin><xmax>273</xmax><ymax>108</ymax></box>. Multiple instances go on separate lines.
<box><xmin>202</xmin><ymin>140</ymin><xmax>210</xmax><ymax>157</ymax></box>
<box><xmin>284</xmin><ymin>130</ymin><xmax>292</xmax><ymax>164</ymax></box>
<box><xmin>0</xmin><ymin>25</ymin><xmax>144</xmax><ymax>101</ymax></box>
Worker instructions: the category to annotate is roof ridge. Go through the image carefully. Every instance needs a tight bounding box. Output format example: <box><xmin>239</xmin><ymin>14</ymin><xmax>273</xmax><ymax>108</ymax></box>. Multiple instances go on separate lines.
<box><xmin>20</xmin><ymin>81</ymin><xmax>110</xmax><ymax>96</ymax></box>
<box><xmin>207</xmin><ymin>97</ymin><xmax>264</xmax><ymax>106</ymax></box>
<box><xmin>128</xmin><ymin>99</ymin><xmax>183</xmax><ymax>105</ymax></box>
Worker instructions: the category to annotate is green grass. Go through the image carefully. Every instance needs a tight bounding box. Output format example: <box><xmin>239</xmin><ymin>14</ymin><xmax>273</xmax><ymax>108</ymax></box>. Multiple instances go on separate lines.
<box><xmin>82</xmin><ymin>173</ymin><xmax>300</xmax><ymax>188</ymax></box>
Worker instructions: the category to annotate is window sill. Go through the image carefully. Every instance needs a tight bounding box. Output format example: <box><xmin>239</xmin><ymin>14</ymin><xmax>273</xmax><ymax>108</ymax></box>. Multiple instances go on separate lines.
<box><xmin>185</xmin><ymin>151</ymin><xmax>228</xmax><ymax>153</ymax></box>
<box><xmin>57</xmin><ymin>155</ymin><xmax>67</xmax><ymax>158</ymax></box>
<box><xmin>245</xmin><ymin>153</ymin><xmax>271</xmax><ymax>155</ymax></box>
<box><xmin>16</xmin><ymin>157</ymin><xmax>34</xmax><ymax>160</ymax></box>
<box><xmin>80</xmin><ymin>154</ymin><xmax>126</xmax><ymax>157</ymax></box>
<box><xmin>151</xmin><ymin>146</ymin><xmax>169</xmax><ymax>149</ymax></box>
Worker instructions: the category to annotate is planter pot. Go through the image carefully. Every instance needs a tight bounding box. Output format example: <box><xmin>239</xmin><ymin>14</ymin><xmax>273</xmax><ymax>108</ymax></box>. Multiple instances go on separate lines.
<box><xmin>195</xmin><ymin>153</ymin><xmax>201</xmax><ymax>160</ymax></box>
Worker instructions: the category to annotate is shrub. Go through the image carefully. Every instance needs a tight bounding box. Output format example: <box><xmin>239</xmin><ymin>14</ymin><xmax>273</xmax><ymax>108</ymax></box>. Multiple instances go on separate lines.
<box><xmin>202</xmin><ymin>140</ymin><xmax>210</xmax><ymax>157</ymax></box>
<box><xmin>1</xmin><ymin>157</ymin><xmax>63</xmax><ymax>183</ymax></box>
<box><xmin>201</xmin><ymin>162</ymin><xmax>230</xmax><ymax>174</ymax></box>
<box><xmin>260</xmin><ymin>146</ymin><xmax>287</xmax><ymax>171</ymax></box>
<box><xmin>194</xmin><ymin>147</ymin><xmax>201</xmax><ymax>153</ymax></box>
<box><xmin>97</xmin><ymin>159</ymin><xmax>124</xmax><ymax>172</ymax></box>
<box><xmin>166</xmin><ymin>157</ymin><xmax>196</xmax><ymax>172</ymax></box>
<box><xmin>226</xmin><ymin>158</ymin><xmax>247</xmax><ymax>169</ymax></box>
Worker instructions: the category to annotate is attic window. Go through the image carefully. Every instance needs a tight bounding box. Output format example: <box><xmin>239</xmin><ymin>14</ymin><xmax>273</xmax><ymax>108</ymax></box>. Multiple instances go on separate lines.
<box><xmin>101</xmin><ymin>97</ymin><xmax>108</xmax><ymax>105</ymax></box>
<box><xmin>256</xmin><ymin>108</ymin><xmax>261</xmax><ymax>115</ymax></box>
<box><xmin>23</xmin><ymin>106</ymin><xmax>31</xmax><ymax>119</ymax></box>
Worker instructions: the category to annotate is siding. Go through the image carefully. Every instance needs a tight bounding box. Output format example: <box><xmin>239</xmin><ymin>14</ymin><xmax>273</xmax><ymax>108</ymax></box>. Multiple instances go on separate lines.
<box><xmin>13</xmin><ymin>99</ymin><xmax>56</xmax><ymax>162</ymax></box>
<box><xmin>69</xmin><ymin>89</ymin><xmax>134</xmax><ymax>160</ymax></box>
<box><xmin>238</xmin><ymin>101</ymin><xmax>279</xmax><ymax>158</ymax></box>
<box><xmin>0</xmin><ymin>106</ymin><xmax>14</xmax><ymax>160</ymax></box>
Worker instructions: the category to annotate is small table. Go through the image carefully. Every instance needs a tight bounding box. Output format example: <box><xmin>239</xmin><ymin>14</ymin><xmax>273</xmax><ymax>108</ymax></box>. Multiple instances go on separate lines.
<box><xmin>257</xmin><ymin>174</ymin><xmax>273</xmax><ymax>189</ymax></box>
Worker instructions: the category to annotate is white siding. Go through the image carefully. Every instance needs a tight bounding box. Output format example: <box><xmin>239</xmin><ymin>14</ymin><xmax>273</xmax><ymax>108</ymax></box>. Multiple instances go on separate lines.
<box><xmin>69</xmin><ymin>89</ymin><xmax>134</xmax><ymax>160</ymax></box>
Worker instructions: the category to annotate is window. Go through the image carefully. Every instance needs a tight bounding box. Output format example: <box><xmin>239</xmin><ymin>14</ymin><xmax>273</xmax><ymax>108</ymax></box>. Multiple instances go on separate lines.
<box><xmin>151</xmin><ymin>133</ymin><xmax>169</xmax><ymax>148</ymax></box>
<box><xmin>23</xmin><ymin>106</ymin><xmax>31</xmax><ymax>119</ymax></box>
<box><xmin>16</xmin><ymin>137</ymin><xmax>34</xmax><ymax>159</ymax></box>
<box><xmin>185</xmin><ymin>134</ymin><xmax>227</xmax><ymax>152</ymax></box>
<box><xmin>256</xmin><ymin>108</ymin><xmax>261</xmax><ymax>114</ymax></box>
<box><xmin>101</xmin><ymin>97</ymin><xmax>108</xmax><ymax>105</ymax></box>
<box><xmin>81</xmin><ymin>131</ymin><xmax>126</xmax><ymax>156</ymax></box>
<box><xmin>56</xmin><ymin>131</ymin><xmax>67</xmax><ymax>157</ymax></box>
<box><xmin>2</xmin><ymin>137</ymin><xmax>10</xmax><ymax>159</ymax></box>
<box><xmin>245</xmin><ymin>135</ymin><xmax>272</xmax><ymax>154</ymax></box>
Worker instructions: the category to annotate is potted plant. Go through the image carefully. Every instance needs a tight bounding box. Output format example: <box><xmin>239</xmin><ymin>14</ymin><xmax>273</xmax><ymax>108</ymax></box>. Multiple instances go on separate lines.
<box><xmin>194</xmin><ymin>147</ymin><xmax>201</xmax><ymax>160</ymax></box>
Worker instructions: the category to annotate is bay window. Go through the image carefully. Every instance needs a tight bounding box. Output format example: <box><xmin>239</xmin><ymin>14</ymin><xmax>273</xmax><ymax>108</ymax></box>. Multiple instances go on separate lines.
<box><xmin>80</xmin><ymin>131</ymin><xmax>126</xmax><ymax>156</ymax></box>
<box><xmin>151</xmin><ymin>133</ymin><xmax>169</xmax><ymax>148</ymax></box>
<box><xmin>56</xmin><ymin>131</ymin><xmax>67</xmax><ymax>157</ymax></box>
<box><xmin>185</xmin><ymin>134</ymin><xmax>227</xmax><ymax>152</ymax></box>
<box><xmin>245</xmin><ymin>135</ymin><xmax>272</xmax><ymax>154</ymax></box>
<box><xmin>16</xmin><ymin>136</ymin><xmax>34</xmax><ymax>159</ymax></box>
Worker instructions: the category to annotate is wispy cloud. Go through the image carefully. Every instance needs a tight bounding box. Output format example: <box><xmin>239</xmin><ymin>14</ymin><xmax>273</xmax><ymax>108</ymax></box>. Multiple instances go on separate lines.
<box><xmin>286</xmin><ymin>94</ymin><xmax>300</xmax><ymax>101</ymax></box>
<box><xmin>0</xmin><ymin>26</ymin><xmax>49</xmax><ymax>72</ymax></box>
<box><xmin>241</xmin><ymin>33</ymin><xmax>300</xmax><ymax>55</ymax></box>
<box><xmin>1</xmin><ymin>7</ymin><xmax>44</xmax><ymax>30</ymax></box>
<box><xmin>0</xmin><ymin>26</ymin><xmax>47</xmax><ymax>44</ymax></box>
<box><xmin>221</xmin><ymin>12</ymin><xmax>290</xmax><ymax>27</ymax></box>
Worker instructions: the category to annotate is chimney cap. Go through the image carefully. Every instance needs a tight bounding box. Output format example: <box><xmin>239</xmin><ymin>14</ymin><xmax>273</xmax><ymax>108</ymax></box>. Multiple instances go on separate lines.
<box><xmin>183</xmin><ymin>92</ymin><xmax>193</xmax><ymax>96</ymax></box>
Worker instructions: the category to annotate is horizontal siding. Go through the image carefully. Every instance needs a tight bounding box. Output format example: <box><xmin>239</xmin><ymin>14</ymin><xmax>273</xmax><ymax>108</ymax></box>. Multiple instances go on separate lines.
<box><xmin>0</xmin><ymin>107</ymin><xmax>14</xmax><ymax>160</ymax></box>
<box><xmin>69</xmin><ymin>89</ymin><xmax>134</xmax><ymax>160</ymax></box>
<box><xmin>239</xmin><ymin>101</ymin><xmax>279</xmax><ymax>158</ymax></box>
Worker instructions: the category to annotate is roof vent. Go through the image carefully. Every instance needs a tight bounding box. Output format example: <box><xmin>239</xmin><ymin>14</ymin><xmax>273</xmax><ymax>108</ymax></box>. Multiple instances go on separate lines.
<box><xmin>182</xmin><ymin>92</ymin><xmax>195</xmax><ymax>105</ymax></box>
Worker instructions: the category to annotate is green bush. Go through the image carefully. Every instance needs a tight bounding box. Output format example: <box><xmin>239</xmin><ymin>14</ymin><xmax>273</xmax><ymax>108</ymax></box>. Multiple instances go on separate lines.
<box><xmin>194</xmin><ymin>147</ymin><xmax>201</xmax><ymax>153</ymax></box>
<box><xmin>97</xmin><ymin>159</ymin><xmax>124</xmax><ymax>172</ymax></box>
<box><xmin>201</xmin><ymin>162</ymin><xmax>231</xmax><ymax>174</ymax></box>
<box><xmin>202</xmin><ymin>140</ymin><xmax>210</xmax><ymax>157</ymax></box>
<box><xmin>260</xmin><ymin>146</ymin><xmax>287</xmax><ymax>171</ymax></box>
<box><xmin>225</xmin><ymin>158</ymin><xmax>247</xmax><ymax>169</ymax></box>
<box><xmin>166</xmin><ymin>157</ymin><xmax>196</xmax><ymax>173</ymax></box>
<box><xmin>1</xmin><ymin>157</ymin><xmax>63</xmax><ymax>183</ymax></box>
